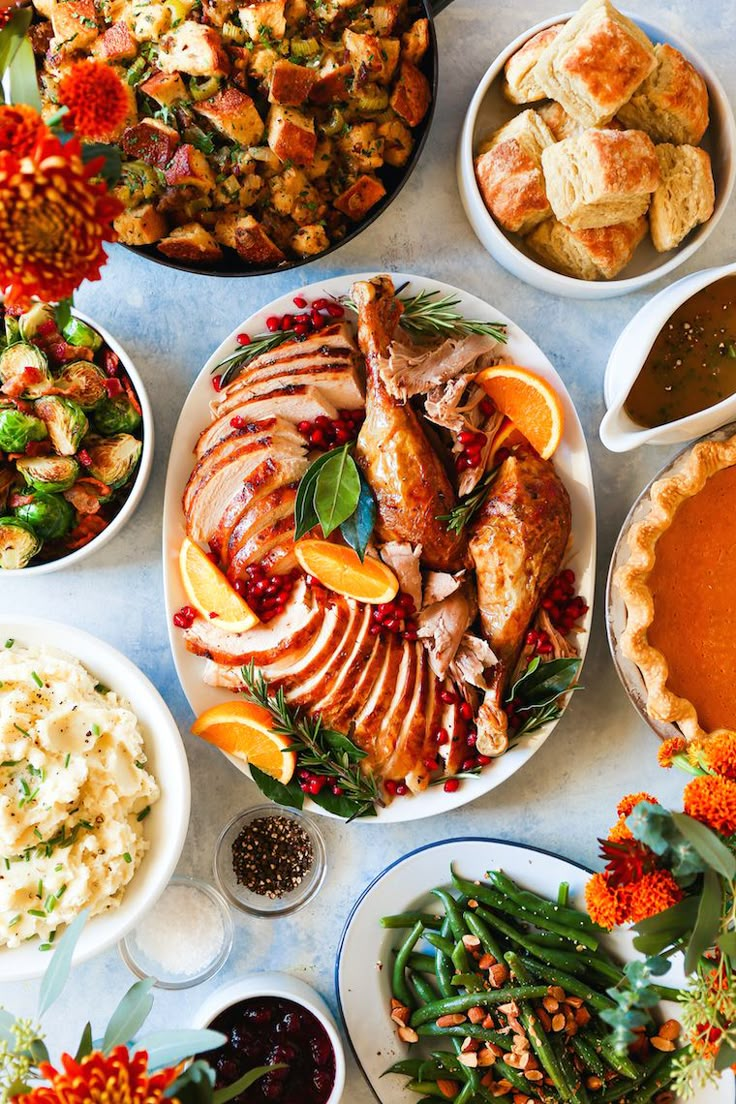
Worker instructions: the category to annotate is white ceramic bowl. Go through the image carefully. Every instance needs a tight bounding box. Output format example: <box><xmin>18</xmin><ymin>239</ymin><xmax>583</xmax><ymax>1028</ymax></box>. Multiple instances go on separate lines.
<box><xmin>0</xmin><ymin>309</ymin><xmax>154</xmax><ymax>576</ymax></box>
<box><xmin>457</xmin><ymin>12</ymin><xmax>736</xmax><ymax>299</ymax></box>
<box><xmin>193</xmin><ymin>972</ymin><xmax>346</xmax><ymax>1104</ymax></box>
<box><xmin>0</xmin><ymin>617</ymin><xmax>190</xmax><ymax>982</ymax></box>
<box><xmin>600</xmin><ymin>261</ymin><xmax>736</xmax><ymax>450</ymax></box>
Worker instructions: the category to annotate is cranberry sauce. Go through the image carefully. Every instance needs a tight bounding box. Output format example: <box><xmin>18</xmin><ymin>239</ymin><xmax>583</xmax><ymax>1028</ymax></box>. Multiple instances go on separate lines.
<box><xmin>205</xmin><ymin>996</ymin><xmax>335</xmax><ymax>1104</ymax></box>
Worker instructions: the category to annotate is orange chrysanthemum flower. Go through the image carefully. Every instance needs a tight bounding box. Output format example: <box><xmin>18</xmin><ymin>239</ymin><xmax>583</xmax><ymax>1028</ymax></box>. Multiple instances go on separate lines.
<box><xmin>0</xmin><ymin>134</ymin><xmax>122</xmax><ymax>309</ymax></box>
<box><xmin>627</xmin><ymin>869</ymin><xmax>683</xmax><ymax>923</ymax></box>
<box><xmin>701</xmin><ymin>730</ymin><xmax>736</xmax><ymax>781</ymax></box>
<box><xmin>585</xmin><ymin>872</ymin><xmax>633</xmax><ymax>930</ymax></box>
<box><xmin>57</xmin><ymin>60</ymin><xmax>131</xmax><ymax>143</ymax></box>
<box><xmin>684</xmin><ymin>774</ymin><xmax>736</xmax><ymax>836</ymax></box>
<box><xmin>658</xmin><ymin>736</ymin><xmax>687</xmax><ymax>769</ymax></box>
<box><xmin>27</xmin><ymin>1048</ymin><xmax>179</xmax><ymax>1104</ymax></box>
<box><xmin>0</xmin><ymin>104</ymin><xmax>47</xmax><ymax>158</ymax></box>
<box><xmin>616</xmin><ymin>792</ymin><xmax>658</xmax><ymax>819</ymax></box>
<box><xmin>608</xmin><ymin>817</ymin><xmax>632</xmax><ymax>842</ymax></box>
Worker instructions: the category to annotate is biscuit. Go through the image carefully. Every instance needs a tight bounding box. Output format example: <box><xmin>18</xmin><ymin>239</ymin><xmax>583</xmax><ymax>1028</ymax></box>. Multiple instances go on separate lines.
<box><xmin>527</xmin><ymin>215</ymin><xmax>647</xmax><ymax>279</ymax></box>
<box><xmin>503</xmin><ymin>25</ymin><xmax>564</xmax><ymax>104</ymax></box>
<box><xmin>538</xmin><ymin>101</ymin><xmax>625</xmax><ymax>142</ymax></box>
<box><xmin>535</xmin><ymin>0</ymin><xmax>657</xmax><ymax>127</ymax></box>
<box><xmin>649</xmin><ymin>143</ymin><xmax>715</xmax><ymax>252</ymax></box>
<box><xmin>475</xmin><ymin>110</ymin><xmax>555</xmax><ymax>234</ymax></box>
<box><xmin>617</xmin><ymin>43</ymin><xmax>709</xmax><ymax>145</ymax></box>
<box><xmin>541</xmin><ymin>127</ymin><xmax>660</xmax><ymax>230</ymax></box>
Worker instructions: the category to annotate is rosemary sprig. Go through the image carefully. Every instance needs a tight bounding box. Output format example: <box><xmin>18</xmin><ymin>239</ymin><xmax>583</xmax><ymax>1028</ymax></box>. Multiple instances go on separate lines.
<box><xmin>396</xmin><ymin>290</ymin><xmax>507</xmax><ymax>342</ymax></box>
<box><xmin>212</xmin><ymin>330</ymin><xmax>298</xmax><ymax>388</ymax></box>
<box><xmin>240</xmin><ymin>662</ymin><xmax>382</xmax><ymax>821</ymax></box>
<box><xmin>437</xmin><ymin>466</ymin><xmax>500</xmax><ymax>534</ymax></box>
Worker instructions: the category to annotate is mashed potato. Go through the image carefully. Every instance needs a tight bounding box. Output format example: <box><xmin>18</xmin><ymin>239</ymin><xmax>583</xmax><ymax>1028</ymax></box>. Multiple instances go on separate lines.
<box><xmin>0</xmin><ymin>641</ymin><xmax>159</xmax><ymax>949</ymax></box>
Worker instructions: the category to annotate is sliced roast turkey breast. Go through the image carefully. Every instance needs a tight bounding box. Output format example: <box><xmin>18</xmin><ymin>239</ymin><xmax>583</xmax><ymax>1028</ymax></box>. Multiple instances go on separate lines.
<box><xmin>285</xmin><ymin>600</ymin><xmax>362</xmax><ymax>708</ymax></box>
<box><xmin>328</xmin><ymin>630</ymin><xmax>391</xmax><ymax>731</ymax></box>
<box><xmin>227</xmin><ymin>363</ymin><xmax>365</xmax><ymax>412</ymax></box>
<box><xmin>384</xmin><ymin>649</ymin><xmax>433</xmax><ymax>785</ymax></box>
<box><xmin>183</xmin><ymin>588</ymin><xmax>321</xmax><ymax>668</ymax></box>
<box><xmin>212</xmin><ymin>324</ymin><xmax>357</xmax><ymax>387</ymax></box>
<box><xmin>196</xmin><ymin>414</ymin><xmax>303</xmax><ymax>459</ymax></box>
<box><xmin>221</xmin><ymin>482</ymin><xmax>297</xmax><ymax>569</ymax></box>
<box><xmin>309</xmin><ymin>604</ymin><xmax>374</xmax><ymax>717</ymax></box>
<box><xmin>209</xmin><ymin>383</ymin><xmax>340</xmax><ymax>424</ymax></box>
<box><xmin>228</xmin><ymin>513</ymin><xmax>297</xmax><ymax>580</ymax></box>
<box><xmin>263</xmin><ymin>598</ymin><xmax>350</xmax><ymax>691</ymax></box>
<box><xmin>371</xmin><ymin>642</ymin><xmax>419</xmax><ymax>773</ymax></box>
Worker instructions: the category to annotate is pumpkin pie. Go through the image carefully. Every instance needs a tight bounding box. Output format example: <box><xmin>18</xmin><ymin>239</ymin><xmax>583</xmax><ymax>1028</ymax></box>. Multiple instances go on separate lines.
<box><xmin>617</xmin><ymin>432</ymin><xmax>736</xmax><ymax>739</ymax></box>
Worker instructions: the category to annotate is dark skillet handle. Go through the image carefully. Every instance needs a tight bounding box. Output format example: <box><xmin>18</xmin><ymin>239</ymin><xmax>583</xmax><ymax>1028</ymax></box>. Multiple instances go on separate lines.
<box><xmin>426</xmin><ymin>0</ymin><xmax>455</xmax><ymax>13</ymax></box>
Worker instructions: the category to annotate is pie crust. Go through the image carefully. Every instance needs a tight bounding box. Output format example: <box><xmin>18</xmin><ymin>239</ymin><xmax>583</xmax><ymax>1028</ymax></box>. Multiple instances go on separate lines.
<box><xmin>616</xmin><ymin>433</ymin><xmax>736</xmax><ymax>740</ymax></box>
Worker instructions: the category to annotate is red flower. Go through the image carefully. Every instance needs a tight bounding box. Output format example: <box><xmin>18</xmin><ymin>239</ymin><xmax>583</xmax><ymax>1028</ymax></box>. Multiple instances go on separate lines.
<box><xmin>57</xmin><ymin>60</ymin><xmax>131</xmax><ymax>143</ymax></box>
<box><xmin>0</xmin><ymin>133</ymin><xmax>122</xmax><ymax>309</ymax></box>
<box><xmin>599</xmin><ymin>836</ymin><xmax>660</xmax><ymax>888</ymax></box>
<box><xmin>0</xmin><ymin>104</ymin><xmax>47</xmax><ymax>158</ymax></box>
<box><xmin>26</xmin><ymin>1049</ymin><xmax>179</xmax><ymax>1104</ymax></box>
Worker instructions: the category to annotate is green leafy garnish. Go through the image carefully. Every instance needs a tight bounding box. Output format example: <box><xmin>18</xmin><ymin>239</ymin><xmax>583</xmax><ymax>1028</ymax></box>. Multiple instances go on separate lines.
<box><xmin>294</xmin><ymin>444</ymin><xmax>377</xmax><ymax>559</ymax></box>
<box><xmin>437</xmin><ymin>466</ymin><xmax>499</xmax><ymax>534</ymax></box>
<box><xmin>313</xmin><ymin>446</ymin><xmax>360</xmax><ymax>536</ymax></box>
<box><xmin>393</xmin><ymin>290</ymin><xmax>507</xmax><ymax>342</ymax></box>
<box><xmin>507</xmin><ymin>656</ymin><xmax>582</xmax><ymax>736</ymax></box>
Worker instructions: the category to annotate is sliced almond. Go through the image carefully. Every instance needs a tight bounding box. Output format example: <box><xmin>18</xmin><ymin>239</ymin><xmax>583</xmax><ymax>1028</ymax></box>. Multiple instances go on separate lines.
<box><xmin>586</xmin><ymin>1077</ymin><xmax>603</xmax><ymax>1091</ymax></box>
<box><xmin>489</xmin><ymin>963</ymin><xmax>510</xmax><ymax>988</ymax></box>
<box><xmin>525</xmin><ymin>1070</ymin><xmax>544</xmax><ymax>1082</ymax></box>
<box><xmin>459</xmin><ymin>1051</ymin><xmax>479</xmax><ymax>1068</ymax></box>
<box><xmin>651</xmin><ymin>1036</ymin><xmax>675</xmax><ymax>1053</ymax></box>
<box><xmin>537</xmin><ymin>1007</ymin><xmax>553</xmax><ymax>1032</ymax></box>
<box><xmin>468</xmin><ymin>898</ymin><xmax>479</xmax><ymax>909</ymax></box>
<box><xmin>468</xmin><ymin>1006</ymin><xmax>486</xmax><ymax>1024</ymax></box>
<box><xmin>390</xmin><ymin>998</ymin><xmax>403</xmax><ymax>1009</ymax></box>
<box><xmin>477</xmin><ymin>1048</ymin><xmax>496</xmax><ymax>1067</ymax></box>
<box><xmin>659</xmin><ymin>1019</ymin><xmax>681</xmax><ymax>1041</ymax></box>
<box><xmin>543</xmin><ymin>995</ymin><xmax>559</xmax><ymax>1013</ymax></box>
<box><xmin>463</xmin><ymin>933</ymin><xmax>482</xmax><ymax>951</ymax></box>
<box><xmin>461</xmin><ymin>1037</ymin><xmax>481</xmax><ymax>1053</ymax></box>
<box><xmin>482</xmin><ymin>1014</ymin><xmax>495</xmax><ymax>1030</ymax></box>
<box><xmin>575</xmin><ymin>1006</ymin><xmax>591</xmax><ymax>1027</ymax></box>
<box><xmin>548</xmin><ymin>985</ymin><xmax>566</xmax><ymax>1001</ymax></box>
<box><xmin>479</xmin><ymin>953</ymin><xmax>497</xmax><ymax>970</ymax></box>
<box><xmin>437</xmin><ymin>1013</ymin><xmax>467</xmax><ymax>1027</ymax></box>
<box><xmin>498</xmin><ymin>1001</ymin><xmax>519</xmax><ymax>1016</ymax></box>
<box><xmin>397</xmin><ymin>1026</ymin><xmax>418</xmax><ymax>1044</ymax></box>
<box><xmin>495</xmin><ymin>1080</ymin><xmax>512</xmax><ymax>1095</ymax></box>
<box><xmin>513</xmin><ymin>1095</ymin><xmax>531</xmax><ymax>1104</ymax></box>
<box><xmin>391</xmin><ymin>1007</ymin><xmax>410</xmax><ymax>1026</ymax></box>
<box><xmin>551</xmin><ymin>1014</ymin><xmax>566</xmax><ymax>1032</ymax></box>
<box><xmin>565</xmin><ymin>996</ymin><xmax>584</xmax><ymax>1009</ymax></box>
<box><xmin>437</xmin><ymin>1079</ymin><xmax>459</xmax><ymax>1099</ymax></box>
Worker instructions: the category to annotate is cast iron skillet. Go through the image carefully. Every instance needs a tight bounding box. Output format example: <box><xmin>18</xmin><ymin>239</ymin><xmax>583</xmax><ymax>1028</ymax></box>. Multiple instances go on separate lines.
<box><xmin>123</xmin><ymin>0</ymin><xmax>455</xmax><ymax>278</ymax></box>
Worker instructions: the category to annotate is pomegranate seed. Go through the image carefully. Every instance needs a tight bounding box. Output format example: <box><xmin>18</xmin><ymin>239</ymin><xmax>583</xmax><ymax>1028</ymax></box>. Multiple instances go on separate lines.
<box><xmin>293</xmin><ymin>295</ymin><xmax>308</xmax><ymax>308</ymax></box>
<box><xmin>294</xmin><ymin>323</ymin><xmax>310</xmax><ymax>336</ymax></box>
<box><xmin>423</xmin><ymin>758</ymin><xmax>439</xmax><ymax>772</ymax></box>
<box><xmin>462</xmin><ymin>757</ymin><xmax>478</xmax><ymax>772</ymax></box>
<box><xmin>436</xmin><ymin>727</ymin><xmax>449</xmax><ymax>743</ymax></box>
<box><xmin>209</xmin><ymin>611</ymin><xmax>220</xmax><ymax>619</ymax></box>
<box><xmin>281</xmin><ymin>314</ymin><xmax>294</xmax><ymax>331</ymax></box>
<box><xmin>404</xmin><ymin>630</ymin><xmax>418</xmax><ymax>641</ymax></box>
<box><xmin>395</xmin><ymin>782</ymin><xmax>408</xmax><ymax>796</ymax></box>
<box><xmin>477</xmin><ymin>755</ymin><xmax>493</xmax><ymax>765</ymax></box>
<box><xmin>444</xmin><ymin>778</ymin><xmax>460</xmax><ymax>793</ymax></box>
<box><xmin>212</xmin><ymin>374</ymin><xmax>224</xmax><ymax>391</ymax></box>
<box><xmin>266</xmin><ymin>315</ymin><xmax>280</xmax><ymax>332</ymax></box>
<box><xmin>332</xmin><ymin>784</ymin><xmax>344</xmax><ymax>796</ymax></box>
<box><xmin>480</xmin><ymin>397</ymin><xmax>495</xmax><ymax>416</ymax></box>
<box><xmin>440</xmin><ymin>691</ymin><xmax>457</xmax><ymax>705</ymax></box>
<box><xmin>313</xmin><ymin>298</ymin><xmax>329</xmax><ymax>310</ymax></box>
<box><xmin>466</xmin><ymin>733</ymin><xmax>477</xmax><ymax>747</ymax></box>
<box><xmin>311</xmin><ymin>311</ymin><xmax>326</xmax><ymax>330</ymax></box>
<box><xmin>460</xmin><ymin>701</ymin><xmax>474</xmax><ymax>721</ymax></box>
<box><xmin>384</xmin><ymin>779</ymin><xmax>398</xmax><ymax>796</ymax></box>
<box><xmin>297</xmin><ymin>420</ymin><xmax>311</xmax><ymax>433</ymax></box>
<box><xmin>325</xmin><ymin>302</ymin><xmax>344</xmax><ymax>318</ymax></box>
<box><xmin>230</xmin><ymin>415</ymin><xmax>246</xmax><ymax>429</ymax></box>
<box><xmin>173</xmin><ymin>605</ymin><xmax>197</xmax><ymax>629</ymax></box>
<box><xmin>236</xmin><ymin>333</ymin><xmax>251</xmax><ymax>345</ymax></box>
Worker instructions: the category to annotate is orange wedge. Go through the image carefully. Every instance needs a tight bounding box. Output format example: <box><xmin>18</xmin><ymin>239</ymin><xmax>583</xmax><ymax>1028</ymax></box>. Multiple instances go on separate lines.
<box><xmin>192</xmin><ymin>701</ymin><xmax>296</xmax><ymax>784</ymax></box>
<box><xmin>475</xmin><ymin>365</ymin><xmax>564</xmax><ymax>459</ymax></box>
<box><xmin>179</xmin><ymin>537</ymin><xmax>259</xmax><ymax>633</ymax></box>
<box><xmin>294</xmin><ymin>539</ymin><xmax>399</xmax><ymax>604</ymax></box>
<box><xmin>488</xmin><ymin>416</ymin><xmax>529</xmax><ymax>462</ymax></box>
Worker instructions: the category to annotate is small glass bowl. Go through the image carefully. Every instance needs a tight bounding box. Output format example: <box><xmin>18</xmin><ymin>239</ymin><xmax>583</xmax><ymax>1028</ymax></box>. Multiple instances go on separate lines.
<box><xmin>119</xmin><ymin>874</ymin><xmax>233</xmax><ymax>989</ymax></box>
<box><xmin>214</xmin><ymin>804</ymin><xmax>327</xmax><ymax>917</ymax></box>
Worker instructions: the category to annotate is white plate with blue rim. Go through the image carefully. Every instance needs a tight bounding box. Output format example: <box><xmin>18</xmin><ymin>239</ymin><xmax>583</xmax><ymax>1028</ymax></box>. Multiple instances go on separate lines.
<box><xmin>336</xmin><ymin>837</ymin><xmax>732</xmax><ymax>1103</ymax></box>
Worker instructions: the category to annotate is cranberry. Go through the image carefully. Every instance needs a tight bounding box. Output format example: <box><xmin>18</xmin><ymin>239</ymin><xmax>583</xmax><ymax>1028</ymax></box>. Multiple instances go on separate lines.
<box><xmin>444</xmin><ymin>778</ymin><xmax>460</xmax><ymax>793</ymax></box>
<box><xmin>244</xmin><ymin>1004</ymin><xmax>272</xmax><ymax>1025</ymax></box>
<box><xmin>279</xmin><ymin>1012</ymin><xmax>303</xmax><ymax>1036</ymax></box>
<box><xmin>310</xmin><ymin>1036</ymin><xmax>332</xmax><ymax>1067</ymax></box>
<box><xmin>312</xmin><ymin>1070</ymin><xmax>333</xmax><ymax>1097</ymax></box>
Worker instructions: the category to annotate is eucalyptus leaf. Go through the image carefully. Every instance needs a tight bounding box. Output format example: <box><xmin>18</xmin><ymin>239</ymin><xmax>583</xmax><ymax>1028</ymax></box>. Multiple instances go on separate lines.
<box><xmin>627</xmin><ymin>803</ymin><xmax>706</xmax><ymax>878</ymax></box>
<box><xmin>314</xmin><ymin>450</ymin><xmax>361</xmax><ymax>537</ymax></box>
<box><xmin>29</xmin><ymin>1038</ymin><xmax>50</xmax><ymax>1065</ymax></box>
<box><xmin>139</xmin><ymin>1029</ymin><xmax>227</xmax><ymax>1070</ymax></box>
<box><xmin>102</xmin><ymin>977</ymin><xmax>155</xmax><ymax>1052</ymax></box>
<box><xmin>8</xmin><ymin>37</ymin><xmax>41</xmax><ymax>111</ymax></box>
<box><xmin>75</xmin><ymin>1023</ymin><xmax>93</xmax><ymax>1062</ymax></box>
<box><xmin>685</xmin><ymin>867</ymin><xmax>721</xmax><ymax>975</ymax></box>
<box><xmin>671</xmin><ymin>811</ymin><xmax>736</xmax><ymax>879</ymax></box>
<box><xmin>339</xmin><ymin>471</ymin><xmax>376</xmax><ymax>561</ymax></box>
<box><xmin>634</xmin><ymin>896</ymin><xmax>700</xmax><ymax>937</ymax></box>
<box><xmin>164</xmin><ymin>1059</ymin><xmax>214</xmax><ymax>1104</ymax></box>
<box><xmin>715</xmin><ymin>1042</ymin><xmax>736</xmax><ymax>1071</ymax></box>
<box><xmin>249</xmin><ymin>764</ymin><xmax>304</xmax><ymax>809</ymax></box>
<box><xmin>213</xmin><ymin>1065</ymin><xmax>282</xmax><ymax>1104</ymax></box>
<box><xmin>0</xmin><ymin>7</ymin><xmax>32</xmax><ymax>77</ymax></box>
<box><xmin>632</xmin><ymin>932</ymin><xmax>679</xmax><ymax>957</ymax></box>
<box><xmin>718</xmin><ymin>931</ymin><xmax>736</xmax><ymax>957</ymax></box>
<box><xmin>294</xmin><ymin>448</ymin><xmax>344</xmax><ymax>541</ymax></box>
<box><xmin>38</xmin><ymin>909</ymin><xmax>89</xmax><ymax>1017</ymax></box>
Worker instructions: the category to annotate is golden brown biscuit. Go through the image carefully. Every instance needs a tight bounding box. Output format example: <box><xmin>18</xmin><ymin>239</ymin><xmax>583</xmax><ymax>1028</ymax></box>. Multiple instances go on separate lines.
<box><xmin>542</xmin><ymin>127</ymin><xmax>660</xmax><ymax>229</ymax></box>
<box><xmin>539</xmin><ymin>101</ymin><xmax>625</xmax><ymax>142</ymax></box>
<box><xmin>616</xmin><ymin>43</ymin><xmax>709</xmax><ymax>145</ymax></box>
<box><xmin>527</xmin><ymin>214</ymin><xmax>647</xmax><ymax>279</ymax></box>
<box><xmin>502</xmin><ymin>25</ymin><xmax>564</xmax><ymax>104</ymax></box>
<box><xmin>650</xmin><ymin>143</ymin><xmax>715</xmax><ymax>251</ymax></box>
<box><xmin>535</xmin><ymin>0</ymin><xmax>657</xmax><ymax>127</ymax></box>
<box><xmin>475</xmin><ymin>110</ymin><xmax>555</xmax><ymax>234</ymax></box>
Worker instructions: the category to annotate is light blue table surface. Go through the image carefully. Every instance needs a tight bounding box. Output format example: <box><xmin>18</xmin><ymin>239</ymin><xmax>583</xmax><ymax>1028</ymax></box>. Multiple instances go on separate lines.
<box><xmin>4</xmin><ymin>0</ymin><xmax>736</xmax><ymax>1097</ymax></box>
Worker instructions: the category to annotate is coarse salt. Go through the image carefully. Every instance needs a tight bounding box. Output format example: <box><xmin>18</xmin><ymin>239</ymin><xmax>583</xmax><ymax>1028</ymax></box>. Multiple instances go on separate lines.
<box><xmin>131</xmin><ymin>883</ymin><xmax>225</xmax><ymax>978</ymax></box>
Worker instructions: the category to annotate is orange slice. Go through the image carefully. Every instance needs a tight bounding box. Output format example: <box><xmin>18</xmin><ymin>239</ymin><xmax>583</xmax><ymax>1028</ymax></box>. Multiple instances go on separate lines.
<box><xmin>179</xmin><ymin>537</ymin><xmax>259</xmax><ymax>633</ymax></box>
<box><xmin>488</xmin><ymin>416</ymin><xmax>529</xmax><ymax>462</ymax></box>
<box><xmin>192</xmin><ymin>701</ymin><xmax>296</xmax><ymax>784</ymax></box>
<box><xmin>294</xmin><ymin>539</ymin><xmax>399</xmax><ymax>604</ymax></box>
<box><xmin>475</xmin><ymin>365</ymin><xmax>564</xmax><ymax>459</ymax></box>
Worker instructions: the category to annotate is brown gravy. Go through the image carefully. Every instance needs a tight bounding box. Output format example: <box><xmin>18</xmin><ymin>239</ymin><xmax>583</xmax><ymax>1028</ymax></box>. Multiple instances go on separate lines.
<box><xmin>624</xmin><ymin>274</ymin><xmax>736</xmax><ymax>428</ymax></box>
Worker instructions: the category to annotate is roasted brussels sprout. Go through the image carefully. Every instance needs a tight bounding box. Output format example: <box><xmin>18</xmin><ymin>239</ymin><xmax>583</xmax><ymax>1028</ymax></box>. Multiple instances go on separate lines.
<box><xmin>0</xmin><ymin>407</ymin><xmax>48</xmax><ymax>453</ymax></box>
<box><xmin>34</xmin><ymin>396</ymin><xmax>89</xmax><ymax>456</ymax></box>
<box><xmin>62</xmin><ymin>317</ymin><xmax>103</xmax><ymax>351</ymax></box>
<box><xmin>0</xmin><ymin>343</ymin><xmax>52</xmax><ymax>398</ymax></box>
<box><xmin>93</xmin><ymin>395</ymin><xmax>142</xmax><ymax>436</ymax></box>
<box><xmin>0</xmin><ymin>517</ymin><xmax>42</xmax><ymax>569</ymax></box>
<box><xmin>16</xmin><ymin>454</ymin><xmax>79</xmax><ymax>493</ymax></box>
<box><xmin>54</xmin><ymin>361</ymin><xmax>108</xmax><ymax>410</ymax></box>
<box><xmin>85</xmin><ymin>433</ymin><xmax>142</xmax><ymax>489</ymax></box>
<box><xmin>19</xmin><ymin>303</ymin><xmax>55</xmax><ymax>342</ymax></box>
<box><xmin>15</xmin><ymin>492</ymin><xmax>75</xmax><ymax>541</ymax></box>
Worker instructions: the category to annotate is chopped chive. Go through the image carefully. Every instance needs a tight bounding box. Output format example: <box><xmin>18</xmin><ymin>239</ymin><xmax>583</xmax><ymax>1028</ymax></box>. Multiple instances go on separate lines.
<box><xmin>1</xmin><ymin>760</ymin><xmax>20</xmax><ymax>768</ymax></box>
<box><xmin>54</xmin><ymin>863</ymin><xmax>63</xmax><ymax>872</ymax></box>
<box><xmin>37</xmin><ymin>879</ymin><xmax>43</xmax><ymax>899</ymax></box>
<box><xmin>134</xmin><ymin>760</ymin><xmax>145</xmax><ymax>770</ymax></box>
<box><xmin>13</xmin><ymin>724</ymin><xmax>30</xmax><ymax>738</ymax></box>
<box><xmin>92</xmin><ymin>723</ymin><xmax>100</xmax><ymax>736</ymax></box>
<box><xmin>56</xmin><ymin>884</ymin><xmax>67</xmax><ymax>900</ymax></box>
<box><xmin>39</xmin><ymin>943</ymin><xmax>53</xmax><ymax>951</ymax></box>
<box><xmin>8</xmin><ymin>915</ymin><xmax>21</xmax><ymax>927</ymax></box>
<box><xmin>31</xmin><ymin>671</ymin><xmax>43</xmax><ymax>688</ymax></box>
<box><xmin>77</xmin><ymin>819</ymin><xmax>92</xmax><ymax>830</ymax></box>
<box><xmin>94</xmin><ymin>682</ymin><xmax>110</xmax><ymax>695</ymax></box>
<box><xmin>27</xmin><ymin>788</ymin><xmax>39</xmax><ymax>804</ymax></box>
<box><xmin>123</xmin><ymin>852</ymin><xmax>132</xmax><ymax>863</ymax></box>
<box><xmin>33</xmin><ymin>828</ymin><xmax>43</xmax><ymax>841</ymax></box>
<box><xmin>28</xmin><ymin>908</ymin><xmax>46</xmax><ymax>918</ymax></box>
<box><xmin>64</xmin><ymin>753</ymin><xmax>71</xmax><ymax>769</ymax></box>
<box><xmin>46</xmin><ymin>896</ymin><xmax>57</xmax><ymax>914</ymax></box>
<box><xmin>136</xmin><ymin>805</ymin><xmax>150</xmax><ymax>822</ymax></box>
<box><xmin>20</xmin><ymin>778</ymin><xmax>30</xmax><ymax>797</ymax></box>
<box><xmin>3</xmin><ymin>858</ymin><xmax>8</xmax><ymax>870</ymax></box>
<box><xmin>4</xmin><ymin>638</ymin><xmax>14</xmax><ymax>648</ymax></box>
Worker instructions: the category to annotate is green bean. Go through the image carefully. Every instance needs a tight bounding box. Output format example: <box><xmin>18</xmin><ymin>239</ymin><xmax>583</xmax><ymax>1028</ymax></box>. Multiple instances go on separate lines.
<box><xmin>410</xmin><ymin>986</ymin><xmax>549</xmax><ymax>1026</ymax></box>
<box><xmin>553</xmin><ymin>1031</ymin><xmax>590</xmax><ymax>1104</ymax></box>
<box><xmin>485</xmin><ymin>871</ymin><xmax>601</xmax><ymax>937</ymax></box>
<box><xmin>393</xmin><ymin>920</ymin><xmax>424</xmax><ymax>1007</ymax></box>
<box><xmin>519</xmin><ymin>955</ymin><xmax>615</xmax><ymax>1012</ymax></box>
<box><xmin>435</xmin><ymin>918</ymin><xmax>456</xmax><ymax>999</ymax></box>
<box><xmin>558</xmin><ymin>881</ymin><xmax>570</xmax><ymax>906</ymax></box>
<box><xmin>410</xmin><ymin>969</ymin><xmax>439</xmax><ymax>1005</ymax></box>
<box><xmin>505</xmin><ymin>952</ymin><xmax>572</xmax><ymax>1101</ymax></box>
<box><xmin>416</xmin><ymin>1023</ymin><xmax>512</xmax><ymax>1050</ymax></box>
<box><xmin>425</xmin><ymin>931</ymin><xmax>455</xmax><ymax>958</ymax></box>
<box><xmin>595</xmin><ymin>1038</ymin><xmax>642</xmax><ymax>1081</ymax></box>
<box><xmin>475</xmin><ymin>906</ymin><xmax>589</xmax><ymax>977</ymax></box>
<box><xmin>464</xmin><ymin>909</ymin><xmax>505</xmax><ymax>962</ymax></box>
<box><xmin>407</xmin><ymin>1081</ymin><xmax>446</xmax><ymax>1098</ymax></box>
<box><xmin>627</xmin><ymin>1051</ymin><xmax>680</xmax><ymax>1104</ymax></box>
<box><xmin>384</xmin><ymin>1058</ymin><xmax>424</xmax><ymax>1077</ymax></box>
<box><xmin>408</xmin><ymin>952</ymin><xmax>438</xmax><ymax>974</ymax></box>
<box><xmin>570</xmin><ymin>1032</ymin><xmax>608</xmax><ymax>1080</ymax></box>
<box><xmin>492</xmin><ymin>1058</ymin><xmax>545</xmax><ymax>1100</ymax></box>
<box><xmin>417</xmin><ymin>1060</ymin><xmax>448</xmax><ymax>1080</ymax></box>
<box><xmin>432</xmin><ymin>888</ymin><xmax>468</xmax><ymax>943</ymax></box>
<box><xmin>382</xmin><ymin>912</ymin><xmax>443</xmax><ymax>930</ymax></box>
<box><xmin>451</xmin><ymin>937</ymin><xmax>471</xmax><ymax>974</ymax></box>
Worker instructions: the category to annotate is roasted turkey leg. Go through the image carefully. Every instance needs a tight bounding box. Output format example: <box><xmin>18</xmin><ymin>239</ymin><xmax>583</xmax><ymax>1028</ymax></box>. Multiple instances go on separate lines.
<box><xmin>353</xmin><ymin>277</ymin><xmax>466</xmax><ymax>572</ymax></box>
<box><xmin>469</xmin><ymin>450</ymin><xmax>571</xmax><ymax>754</ymax></box>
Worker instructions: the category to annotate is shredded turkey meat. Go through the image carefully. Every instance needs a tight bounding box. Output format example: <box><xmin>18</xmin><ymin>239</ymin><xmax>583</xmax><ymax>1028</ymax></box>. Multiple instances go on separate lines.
<box><xmin>417</xmin><ymin>583</ymin><xmax>477</xmax><ymax>680</ymax></box>
<box><xmin>449</xmin><ymin>633</ymin><xmax>498</xmax><ymax>691</ymax></box>
<box><xmin>424</xmin><ymin>376</ymin><xmax>505</xmax><ymax>496</ymax></box>
<box><xmin>380</xmin><ymin>541</ymin><xmax>423</xmax><ymax>608</ymax></box>
<box><xmin>378</xmin><ymin>332</ymin><xmax>500</xmax><ymax>402</ymax></box>
<box><xmin>422</xmin><ymin>570</ymin><xmax>464</xmax><ymax>607</ymax></box>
